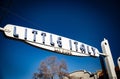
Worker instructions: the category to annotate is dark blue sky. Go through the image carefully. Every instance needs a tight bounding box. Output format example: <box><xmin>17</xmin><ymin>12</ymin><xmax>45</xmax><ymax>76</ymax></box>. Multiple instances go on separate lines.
<box><xmin>0</xmin><ymin>0</ymin><xmax>120</xmax><ymax>79</ymax></box>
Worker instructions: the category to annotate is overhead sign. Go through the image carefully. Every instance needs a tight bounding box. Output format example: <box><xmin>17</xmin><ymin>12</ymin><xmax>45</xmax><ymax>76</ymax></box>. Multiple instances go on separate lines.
<box><xmin>1</xmin><ymin>24</ymin><xmax>99</xmax><ymax>57</ymax></box>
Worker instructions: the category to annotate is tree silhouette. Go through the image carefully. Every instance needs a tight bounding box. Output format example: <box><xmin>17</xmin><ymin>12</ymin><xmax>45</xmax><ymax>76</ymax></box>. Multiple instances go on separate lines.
<box><xmin>33</xmin><ymin>56</ymin><xmax>68</xmax><ymax>79</ymax></box>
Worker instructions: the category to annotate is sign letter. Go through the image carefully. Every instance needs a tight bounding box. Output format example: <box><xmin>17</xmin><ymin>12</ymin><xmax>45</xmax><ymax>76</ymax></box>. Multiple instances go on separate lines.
<box><xmin>91</xmin><ymin>47</ymin><xmax>95</xmax><ymax>56</ymax></box>
<box><xmin>80</xmin><ymin>44</ymin><xmax>86</xmax><ymax>53</ymax></box>
<box><xmin>41</xmin><ymin>33</ymin><xmax>46</xmax><ymax>44</ymax></box>
<box><xmin>69</xmin><ymin>40</ymin><xmax>72</xmax><ymax>50</ymax></box>
<box><xmin>24</xmin><ymin>29</ymin><xmax>27</xmax><ymax>40</ymax></box>
<box><xmin>74</xmin><ymin>41</ymin><xmax>78</xmax><ymax>51</ymax></box>
<box><xmin>32</xmin><ymin>30</ymin><xmax>38</xmax><ymax>42</ymax></box>
<box><xmin>87</xmin><ymin>46</ymin><xmax>92</xmax><ymax>55</ymax></box>
<box><xmin>13</xmin><ymin>27</ymin><xmax>19</xmax><ymax>38</ymax></box>
<box><xmin>57</xmin><ymin>37</ymin><xmax>62</xmax><ymax>48</ymax></box>
<box><xmin>50</xmin><ymin>34</ymin><xmax>54</xmax><ymax>46</ymax></box>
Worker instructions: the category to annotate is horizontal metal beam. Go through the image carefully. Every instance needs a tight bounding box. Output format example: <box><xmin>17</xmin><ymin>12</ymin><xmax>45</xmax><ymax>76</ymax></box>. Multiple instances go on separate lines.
<box><xmin>0</xmin><ymin>27</ymin><xmax>4</xmax><ymax>31</ymax></box>
<box><xmin>98</xmin><ymin>52</ymin><xmax>108</xmax><ymax>57</ymax></box>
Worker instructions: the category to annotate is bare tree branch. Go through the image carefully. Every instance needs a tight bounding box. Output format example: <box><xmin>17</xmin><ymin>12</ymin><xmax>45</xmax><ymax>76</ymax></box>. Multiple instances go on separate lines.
<box><xmin>33</xmin><ymin>56</ymin><xmax>68</xmax><ymax>79</ymax></box>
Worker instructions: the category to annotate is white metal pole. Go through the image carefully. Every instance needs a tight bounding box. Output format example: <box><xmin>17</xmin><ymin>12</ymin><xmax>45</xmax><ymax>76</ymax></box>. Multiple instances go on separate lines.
<box><xmin>117</xmin><ymin>57</ymin><xmax>120</xmax><ymax>70</ymax></box>
<box><xmin>101</xmin><ymin>38</ymin><xmax>117</xmax><ymax>79</ymax></box>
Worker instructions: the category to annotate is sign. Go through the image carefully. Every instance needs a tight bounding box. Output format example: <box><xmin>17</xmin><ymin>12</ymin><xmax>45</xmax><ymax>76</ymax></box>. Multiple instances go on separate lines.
<box><xmin>2</xmin><ymin>24</ymin><xmax>99</xmax><ymax>57</ymax></box>
<box><xmin>1</xmin><ymin>24</ymin><xmax>118</xmax><ymax>78</ymax></box>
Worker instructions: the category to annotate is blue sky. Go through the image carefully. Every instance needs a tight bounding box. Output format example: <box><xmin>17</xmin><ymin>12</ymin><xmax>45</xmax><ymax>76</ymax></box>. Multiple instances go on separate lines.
<box><xmin>0</xmin><ymin>0</ymin><xmax>120</xmax><ymax>79</ymax></box>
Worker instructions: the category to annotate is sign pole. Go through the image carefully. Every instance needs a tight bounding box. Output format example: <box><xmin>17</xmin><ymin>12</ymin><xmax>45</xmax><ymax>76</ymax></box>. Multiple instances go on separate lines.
<box><xmin>117</xmin><ymin>57</ymin><xmax>120</xmax><ymax>70</ymax></box>
<box><xmin>101</xmin><ymin>38</ymin><xmax>117</xmax><ymax>79</ymax></box>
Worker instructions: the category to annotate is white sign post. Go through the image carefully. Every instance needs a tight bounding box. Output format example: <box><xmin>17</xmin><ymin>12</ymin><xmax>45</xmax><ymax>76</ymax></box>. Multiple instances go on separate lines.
<box><xmin>101</xmin><ymin>39</ymin><xmax>117</xmax><ymax>79</ymax></box>
<box><xmin>0</xmin><ymin>24</ymin><xmax>117</xmax><ymax>79</ymax></box>
<box><xmin>117</xmin><ymin>57</ymin><xmax>120</xmax><ymax>70</ymax></box>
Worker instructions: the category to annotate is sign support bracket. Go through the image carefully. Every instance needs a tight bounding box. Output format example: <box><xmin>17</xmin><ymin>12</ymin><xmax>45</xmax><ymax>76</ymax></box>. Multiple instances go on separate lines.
<box><xmin>0</xmin><ymin>27</ymin><xmax>4</xmax><ymax>31</ymax></box>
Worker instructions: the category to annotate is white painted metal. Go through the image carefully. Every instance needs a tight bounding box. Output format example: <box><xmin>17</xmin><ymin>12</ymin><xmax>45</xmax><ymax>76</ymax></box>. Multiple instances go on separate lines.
<box><xmin>101</xmin><ymin>39</ymin><xmax>117</xmax><ymax>79</ymax></box>
<box><xmin>117</xmin><ymin>57</ymin><xmax>120</xmax><ymax>70</ymax></box>
<box><xmin>1</xmin><ymin>24</ymin><xmax>100</xmax><ymax>57</ymax></box>
<box><xmin>0</xmin><ymin>27</ymin><xmax>4</xmax><ymax>31</ymax></box>
<box><xmin>98</xmin><ymin>52</ymin><xmax>107</xmax><ymax>56</ymax></box>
